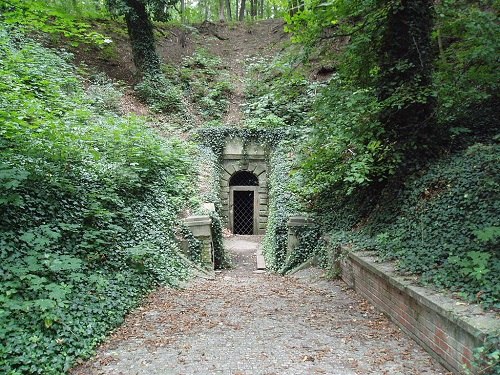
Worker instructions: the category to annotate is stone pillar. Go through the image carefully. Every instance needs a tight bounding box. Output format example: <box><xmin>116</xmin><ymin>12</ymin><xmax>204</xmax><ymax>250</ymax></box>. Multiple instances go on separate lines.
<box><xmin>184</xmin><ymin>215</ymin><xmax>213</xmax><ymax>270</ymax></box>
<box><xmin>287</xmin><ymin>216</ymin><xmax>314</xmax><ymax>256</ymax></box>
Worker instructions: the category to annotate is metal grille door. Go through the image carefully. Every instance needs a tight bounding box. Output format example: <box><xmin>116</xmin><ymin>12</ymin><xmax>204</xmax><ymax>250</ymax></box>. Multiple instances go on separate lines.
<box><xmin>233</xmin><ymin>190</ymin><xmax>254</xmax><ymax>235</ymax></box>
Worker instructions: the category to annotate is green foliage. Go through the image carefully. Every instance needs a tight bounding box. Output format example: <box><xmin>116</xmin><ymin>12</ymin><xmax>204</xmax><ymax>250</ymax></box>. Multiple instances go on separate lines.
<box><xmin>283</xmin><ymin>0</ymin><xmax>384</xmax><ymax>85</ymax></box>
<box><xmin>135</xmin><ymin>73</ymin><xmax>183</xmax><ymax>113</ymax></box>
<box><xmin>0</xmin><ymin>26</ymin><xmax>196</xmax><ymax>373</ymax></box>
<box><xmin>0</xmin><ymin>0</ymin><xmax>108</xmax><ymax>46</ymax></box>
<box><xmin>296</xmin><ymin>78</ymin><xmax>396</xmax><ymax>199</ymax></box>
<box><xmin>209</xmin><ymin>210</ymin><xmax>230</xmax><ymax>269</ymax></box>
<box><xmin>164</xmin><ymin>0</ymin><xmax>285</xmax><ymax>23</ymax></box>
<box><xmin>434</xmin><ymin>1</ymin><xmax>499</xmax><ymax>135</ymax></box>
<box><xmin>143</xmin><ymin>49</ymin><xmax>233</xmax><ymax>120</ymax></box>
<box><xmin>469</xmin><ymin>333</ymin><xmax>500</xmax><ymax>375</ymax></box>
<box><xmin>262</xmin><ymin>143</ymin><xmax>302</xmax><ymax>271</ymax></box>
<box><xmin>320</xmin><ymin>143</ymin><xmax>499</xmax><ymax>309</ymax></box>
<box><xmin>180</xmin><ymin>49</ymin><xmax>233</xmax><ymax>121</ymax></box>
<box><xmin>179</xmin><ymin>224</ymin><xmax>204</xmax><ymax>263</ymax></box>
<box><xmin>279</xmin><ymin>225</ymin><xmax>321</xmax><ymax>275</ymax></box>
<box><xmin>85</xmin><ymin>73</ymin><xmax>124</xmax><ymax>114</ymax></box>
<box><xmin>287</xmin><ymin>0</ymin><xmax>439</xmax><ymax>202</ymax></box>
<box><xmin>244</xmin><ymin>55</ymin><xmax>325</xmax><ymax>128</ymax></box>
<box><xmin>279</xmin><ymin>1</ymin><xmax>499</xmax><ymax>311</ymax></box>
<box><xmin>288</xmin><ymin>0</ymin><xmax>499</xmax><ymax>201</ymax></box>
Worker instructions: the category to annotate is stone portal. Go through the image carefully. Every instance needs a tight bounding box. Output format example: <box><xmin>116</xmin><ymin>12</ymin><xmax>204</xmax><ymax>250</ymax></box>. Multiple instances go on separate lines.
<box><xmin>221</xmin><ymin>138</ymin><xmax>268</xmax><ymax>235</ymax></box>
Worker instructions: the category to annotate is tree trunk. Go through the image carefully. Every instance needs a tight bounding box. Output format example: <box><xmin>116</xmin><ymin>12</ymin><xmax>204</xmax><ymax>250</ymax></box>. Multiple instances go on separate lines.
<box><xmin>181</xmin><ymin>0</ymin><xmax>186</xmax><ymax>23</ymax></box>
<box><xmin>204</xmin><ymin>0</ymin><xmax>209</xmax><ymax>20</ymax></box>
<box><xmin>377</xmin><ymin>0</ymin><xmax>436</xmax><ymax>159</ymax></box>
<box><xmin>226</xmin><ymin>0</ymin><xmax>232</xmax><ymax>20</ymax></box>
<box><xmin>124</xmin><ymin>0</ymin><xmax>161</xmax><ymax>75</ymax></box>
<box><xmin>239</xmin><ymin>0</ymin><xmax>246</xmax><ymax>21</ymax></box>
<box><xmin>259</xmin><ymin>0</ymin><xmax>264</xmax><ymax>18</ymax></box>
<box><xmin>219</xmin><ymin>0</ymin><xmax>225</xmax><ymax>21</ymax></box>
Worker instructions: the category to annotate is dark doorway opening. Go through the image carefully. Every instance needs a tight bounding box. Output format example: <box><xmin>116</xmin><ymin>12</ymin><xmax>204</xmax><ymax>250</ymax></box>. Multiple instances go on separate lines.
<box><xmin>229</xmin><ymin>171</ymin><xmax>259</xmax><ymax>187</ymax></box>
<box><xmin>229</xmin><ymin>171</ymin><xmax>259</xmax><ymax>235</ymax></box>
<box><xmin>233</xmin><ymin>190</ymin><xmax>254</xmax><ymax>235</ymax></box>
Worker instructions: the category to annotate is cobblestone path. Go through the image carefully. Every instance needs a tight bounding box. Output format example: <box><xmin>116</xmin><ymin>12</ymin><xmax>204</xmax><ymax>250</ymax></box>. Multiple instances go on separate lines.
<box><xmin>72</xmin><ymin>236</ymin><xmax>449</xmax><ymax>375</ymax></box>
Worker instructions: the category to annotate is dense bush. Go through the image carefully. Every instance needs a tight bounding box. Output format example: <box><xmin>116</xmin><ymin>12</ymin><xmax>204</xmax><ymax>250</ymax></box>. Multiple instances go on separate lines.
<box><xmin>243</xmin><ymin>55</ymin><xmax>325</xmax><ymax>128</ymax></box>
<box><xmin>434</xmin><ymin>1</ymin><xmax>500</xmax><ymax>132</ymax></box>
<box><xmin>135</xmin><ymin>73</ymin><xmax>183</xmax><ymax>113</ymax></box>
<box><xmin>270</xmin><ymin>0</ymin><xmax>500</xmax><ymax>311</ymax></box>
<box><xmin>318</xmin><ymin>144</ymin><xmax>499</xmax><ymax>309</ymax></box>
<box><xmin>0</xmin><ymin>26</ymin><xmax>196</xmax><ymax>373</ymax></box>
<box><xmin>287</xmin><ymin>0</ymin><xmax>499</xmax><ymax>201</ymax></box>
<box><xmin>0</xmin><ymin>0</ymin><xmax>108</xmax><ymax>46</ymax></box>
<box><xmin>297</xmin><ymin>78</ymin><xmax>394</xmax><ymax>199</ymax></box>
<box><xmin>371</xmin><ymin>144</ymin><xmax>499</xmax><ymax>308</ymax></box>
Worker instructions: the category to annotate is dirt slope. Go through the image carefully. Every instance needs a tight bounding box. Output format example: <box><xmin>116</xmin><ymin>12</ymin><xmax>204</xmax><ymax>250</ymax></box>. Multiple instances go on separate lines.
<box><xmin>75</xmin><ymin>19</ymin><xmax>288</xmax><ymax>124</ymax></box>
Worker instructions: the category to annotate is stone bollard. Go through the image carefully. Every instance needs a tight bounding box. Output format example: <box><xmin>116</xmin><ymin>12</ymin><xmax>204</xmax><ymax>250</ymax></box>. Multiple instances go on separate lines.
<box><xmin>184</xmin><ymin>215</ymin><xmax>214</xmax><ymax>270</ymax></box>
<box><xmin>287</xmin><ymin>216</ymin><xmax>314</xmax><ymax>256</ymax></box>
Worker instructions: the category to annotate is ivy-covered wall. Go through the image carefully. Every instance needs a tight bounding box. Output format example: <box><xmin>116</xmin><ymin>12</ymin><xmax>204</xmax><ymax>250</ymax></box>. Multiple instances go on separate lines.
<box><xmin>192</xmin><ymin>145</ymin><xmax>230</xmax><ymax>269</ymax></box>
<box><xmin>262</xmin><ymin>142</ymin><xmax>321</xmax><ymax>273</ymax></box>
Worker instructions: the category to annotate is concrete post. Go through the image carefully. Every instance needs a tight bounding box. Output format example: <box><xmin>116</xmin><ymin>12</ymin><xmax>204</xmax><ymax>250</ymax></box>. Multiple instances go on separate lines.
<box><xmin>287</xmin><ymin>216</ymin><xmax>314</xmax><ymax>256</ymax></box>
<box><xmin>184</xmin><ymin>215</ymin><xmax>213</xmax><ymax>270</ymax></box>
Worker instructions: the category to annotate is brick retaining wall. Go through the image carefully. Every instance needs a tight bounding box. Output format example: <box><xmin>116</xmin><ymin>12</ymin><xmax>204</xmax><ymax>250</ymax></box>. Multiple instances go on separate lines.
<box><xmin>340</xmin><ymin>252</ymin><xmax>499</xmax><ymax>374</ymax></box>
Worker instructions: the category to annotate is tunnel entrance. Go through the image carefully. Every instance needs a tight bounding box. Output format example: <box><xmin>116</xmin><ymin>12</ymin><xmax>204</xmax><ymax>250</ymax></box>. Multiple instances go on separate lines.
<box><xmin>229</xmin><ymin>171</ymin><xmax>259</xmax><ymax>235</ymax></box>
<box><xmin>221</xmin><ymin>138</ymin><xmax>268</xmax><ymax>235</ymax></box>
<box><xmin>233</xmin><ymin>190</ymin><xmax>254</xmax><ymax>235</ymax></box>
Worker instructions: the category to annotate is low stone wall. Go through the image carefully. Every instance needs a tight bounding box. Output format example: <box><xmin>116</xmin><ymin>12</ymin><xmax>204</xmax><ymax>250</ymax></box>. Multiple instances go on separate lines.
<box><xmin>340</xmin><ymin>252</ymin><xmax>499</xmax><ymax>374</ymax></box>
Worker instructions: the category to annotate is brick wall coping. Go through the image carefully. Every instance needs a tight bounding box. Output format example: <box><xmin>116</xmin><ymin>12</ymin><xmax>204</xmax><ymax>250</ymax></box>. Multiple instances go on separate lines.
<box><xmin>349</xmin><ymin>252</ymin><xmax>500</xmax><ymax>340</ymax></box>
<box><xmin>348</xmin><ymin>251</ymin><xmax>499</xmax><ymax>340</ymax></box>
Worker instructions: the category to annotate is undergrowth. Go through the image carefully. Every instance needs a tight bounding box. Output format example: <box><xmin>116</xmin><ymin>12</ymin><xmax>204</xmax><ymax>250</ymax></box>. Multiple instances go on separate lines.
<box><xmin>306</xmin><ymin>142</ymin><xmax>500</xmax><ymax>309</ymax></box>
<box><xmin>136</xmin><ymin>48</ymin><xmax>233</xmax><ymax>129</ymax></box>
<box><xmin>0</xmin><ymin>25</ymin><xmax>197</xmax><ymax>373</ymax></box>
<box><xmin>244</xmin><ymin>54</ymin><xmax>325</xmax><ymax>128</ymax></box>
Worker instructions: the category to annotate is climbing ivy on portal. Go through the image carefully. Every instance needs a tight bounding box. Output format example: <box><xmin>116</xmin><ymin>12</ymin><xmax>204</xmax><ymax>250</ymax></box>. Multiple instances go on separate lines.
<box><xmin>193</xmin><ymin>145</ymin><xmax>230</xmax><ymax>269</ymax></box>
<box><xmin>195</xmin><ymin>126</ymin><xmax>289</xmax><ymax>159</ymax></box>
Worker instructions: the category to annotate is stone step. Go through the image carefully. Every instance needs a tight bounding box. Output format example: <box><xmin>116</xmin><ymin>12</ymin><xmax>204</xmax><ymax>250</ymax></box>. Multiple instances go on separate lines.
<box><xmin>256</xmin><ymin>245</ymin><xmax>266</xmax><ymax>270</ymax></box>
<box><xmin>256</xmin><ymin>254</ymin><xmax>266</xmax><ymax>270</ymax></box>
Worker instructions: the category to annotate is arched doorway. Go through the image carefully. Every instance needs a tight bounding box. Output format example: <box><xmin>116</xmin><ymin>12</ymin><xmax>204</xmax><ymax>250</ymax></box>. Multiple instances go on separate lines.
<box><xmin>229</xmin><ymin>171</ymin><xmax>259</xmax><ymax>235</ymax></box>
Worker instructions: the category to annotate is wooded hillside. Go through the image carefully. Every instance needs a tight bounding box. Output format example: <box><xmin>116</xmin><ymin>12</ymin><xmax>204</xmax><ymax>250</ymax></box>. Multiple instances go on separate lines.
<box><xmin>0</xmin><ymin>0</ymin><xmax>498</xmax><ymax>373</ymax></box>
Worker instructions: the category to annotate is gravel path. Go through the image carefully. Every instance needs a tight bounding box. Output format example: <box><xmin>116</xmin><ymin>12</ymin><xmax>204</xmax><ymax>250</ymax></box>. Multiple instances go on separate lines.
<box><xmin>71</xmin><ymin>236</ymin><xmax>449</xmax><ymax>375</ymax></box>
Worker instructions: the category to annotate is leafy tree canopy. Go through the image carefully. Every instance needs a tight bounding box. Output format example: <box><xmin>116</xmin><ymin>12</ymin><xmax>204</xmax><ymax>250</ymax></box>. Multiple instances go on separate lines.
<box><xmin>106</xmin><ymin>0</ymin><xmax>177</xmax><ymax>21</ymax></box>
